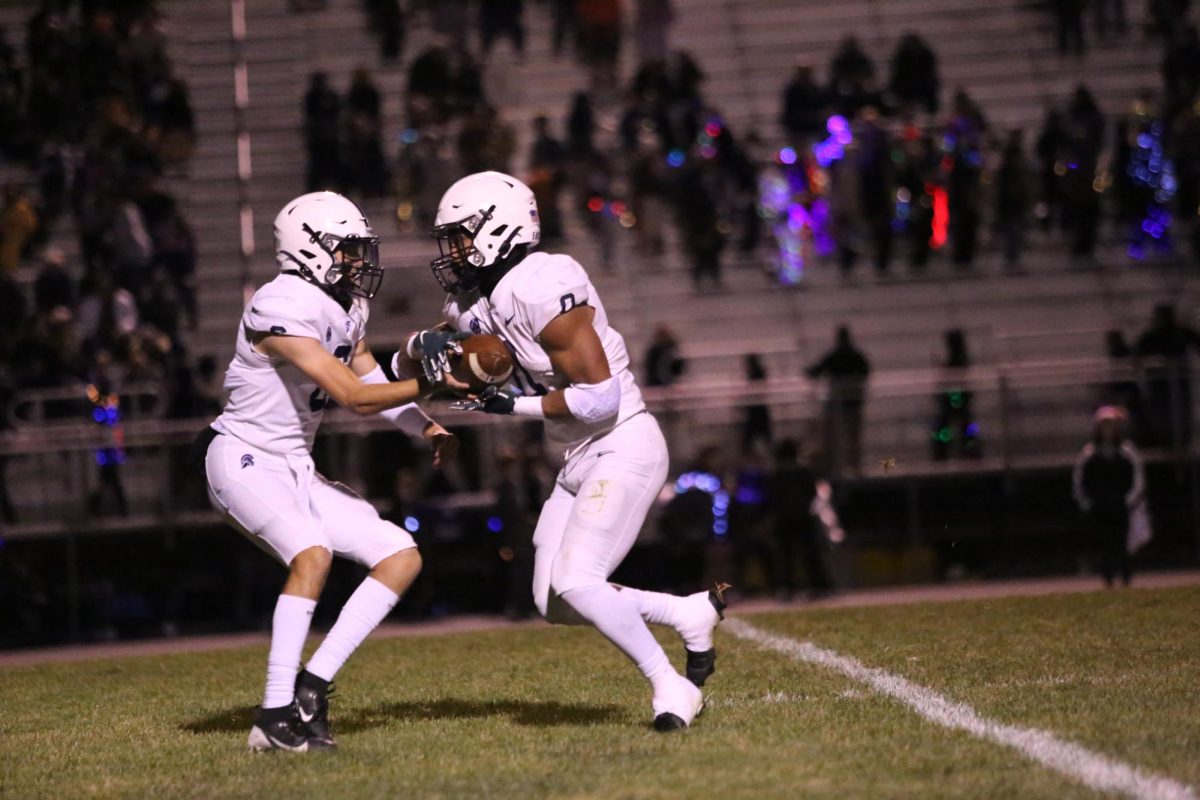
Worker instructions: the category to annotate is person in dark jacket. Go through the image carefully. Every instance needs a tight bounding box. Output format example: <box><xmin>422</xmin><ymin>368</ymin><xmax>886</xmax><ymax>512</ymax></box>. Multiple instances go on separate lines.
<box><xmin>1072</xmin><ymin>406</ymin><xmax>1145</xmax><ymax>587</ymax></box>
<box><xmin>767</xmin><ymin>439</ymin><xmax>825</xmax><ymax>600</ymax></box>
<box><xmin>807</xmin><ymin>326</ymin><xmax>870</xmax><ymax>475</ymax></box>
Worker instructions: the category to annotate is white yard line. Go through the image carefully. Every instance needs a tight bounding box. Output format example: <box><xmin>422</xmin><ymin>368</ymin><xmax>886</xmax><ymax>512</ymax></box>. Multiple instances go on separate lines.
<box><xmin>725</xmin><ymin>618</ymin><xmax>1197</xmax><ymax>800</ymax></box>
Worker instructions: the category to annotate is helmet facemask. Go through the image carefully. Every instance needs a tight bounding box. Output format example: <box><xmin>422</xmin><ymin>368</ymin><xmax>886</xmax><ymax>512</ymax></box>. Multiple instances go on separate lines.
<box><xmin>302</xmin><ymin>223</ymin><xmax>383</xmax><ymax>299</ymax></box>
<box><xmin>430</xmin><ymin>205</ymin><xmax>494</xmax><ymax>293</ymax></box>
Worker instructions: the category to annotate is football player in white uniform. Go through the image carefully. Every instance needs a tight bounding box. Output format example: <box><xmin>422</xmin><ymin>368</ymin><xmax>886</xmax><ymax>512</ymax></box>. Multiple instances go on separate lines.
<box><xmin>200</xmin><ymin>192</ymin><xmax>463</xmax><ymax>752</ymax></box>
<box><xmin>402</xmin><ymin>172</ymin><xmax>728</xmax><ymax>731</ymax></box>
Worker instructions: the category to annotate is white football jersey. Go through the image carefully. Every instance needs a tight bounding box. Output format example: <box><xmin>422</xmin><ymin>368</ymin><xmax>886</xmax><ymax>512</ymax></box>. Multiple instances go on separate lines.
<box><xmin>213</xmin><ymin>274</ymin><xmax>368</xmax><ymax>456</ymax></box>
<box><xmin>442</xmin><ymin>251</ymin><xmax>646</xmax><ymax>448</ymax></box>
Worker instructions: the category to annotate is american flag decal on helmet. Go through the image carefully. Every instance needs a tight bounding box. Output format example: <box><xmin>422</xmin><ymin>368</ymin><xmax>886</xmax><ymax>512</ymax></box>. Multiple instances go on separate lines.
<box><xmin>530</xmin><ymin>209</ymin><xmax>539</xmax><ymax>222</ymax></box>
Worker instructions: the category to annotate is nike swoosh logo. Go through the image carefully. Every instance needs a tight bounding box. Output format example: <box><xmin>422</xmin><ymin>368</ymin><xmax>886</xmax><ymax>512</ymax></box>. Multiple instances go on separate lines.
<box><xmin>594</xmin><ymin>451</ymin><xmax>614</xmax><ymax>458</ymax></box>
<box><xmin>504</xmin><ymin>315</ymin><xmax>515</xmax><ymax>325</ymax></box>
<box><xmin>298</xmin><ymin>707</ymin><xmax>315</xmax><ymax>723</ymax></box>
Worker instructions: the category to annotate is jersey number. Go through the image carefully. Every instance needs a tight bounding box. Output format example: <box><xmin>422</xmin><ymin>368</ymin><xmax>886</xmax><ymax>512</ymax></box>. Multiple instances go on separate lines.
<box><xmin>309</xmin><ymin>345</ymin><xmax>354</xmax><ymax>411</ymax></box>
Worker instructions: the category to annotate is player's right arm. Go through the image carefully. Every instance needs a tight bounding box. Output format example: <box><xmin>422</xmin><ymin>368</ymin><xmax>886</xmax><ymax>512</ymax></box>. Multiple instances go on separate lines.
<box><xmin>256</xmin><ymin>333</ymin><xmax>436</xmax><ymax>416</ymax></box>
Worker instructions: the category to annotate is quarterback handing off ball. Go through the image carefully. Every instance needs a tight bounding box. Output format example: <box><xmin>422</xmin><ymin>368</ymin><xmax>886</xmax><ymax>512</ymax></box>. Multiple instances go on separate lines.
<box><xmin>451</xmin><ymin>334</ymin><xmax>515</xmax><ymax>393</ymax></box>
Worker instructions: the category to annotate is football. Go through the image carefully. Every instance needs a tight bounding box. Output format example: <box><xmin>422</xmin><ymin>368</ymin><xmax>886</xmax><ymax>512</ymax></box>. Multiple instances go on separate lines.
<box><xmin>450</xmin><ymin>334</ymin><xmax>515</xmax><ymax>393</ymax></box>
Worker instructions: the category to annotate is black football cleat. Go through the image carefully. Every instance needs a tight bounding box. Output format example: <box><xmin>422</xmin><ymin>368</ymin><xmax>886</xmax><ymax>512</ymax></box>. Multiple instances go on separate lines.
<box><xmin>247</xmin><ymin>702</ymin><xmax>329</xmax><ymax>752</ymax></box>
<box><xmin>653</xmin><ymin>712</ymin><xmax>688</xmax><ymax>732</ymax></box>
<box><xmin>651</xmin><ymin>673</ymin><xmax>704</xmax><ymax>733</ymax></box>
<box><xmin>295</xmin><ymin>669</ymin><xmax>337</xmax><ymax>748</ymax></box>
<box><xmin>685</xmin><ymin>582</ymin><xmax>731</xmax><ymax>687</ymax></box>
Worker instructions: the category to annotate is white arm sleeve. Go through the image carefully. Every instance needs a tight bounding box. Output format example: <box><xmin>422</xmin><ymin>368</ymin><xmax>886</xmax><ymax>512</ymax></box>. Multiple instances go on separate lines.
<box><xmin>361</xmin><ymin>365</ymin><xmax>433</xmax><ymax>437</ymax></box>
<box><xmin>563</xmin><ymin>376</ymin><xmax>620</xmax><ymax>424</ymax></box>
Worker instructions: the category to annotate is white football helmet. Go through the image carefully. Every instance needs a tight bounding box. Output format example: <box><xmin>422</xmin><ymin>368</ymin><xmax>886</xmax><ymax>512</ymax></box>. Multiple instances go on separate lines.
<box><xmin>430</xmin><ymin>171</ymin><xmax>540</xmax><ymax>292</ymax></box>
<box><xmin>274</xmin><ymin>191</ymin><xmax>383</xmax><ymax>299</ymax></box>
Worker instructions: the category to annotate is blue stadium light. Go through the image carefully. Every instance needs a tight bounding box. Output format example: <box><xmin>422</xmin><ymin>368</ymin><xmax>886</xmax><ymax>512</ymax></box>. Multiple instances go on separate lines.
<box><xmin>486</xmin><ymin>516</ymin><xmax>504</xmax><ymax>533</ymax></box>
<box><xmin>404</xmin><ymin>516</ymin><xmax>420</xmax><ymax>532</ymax></box>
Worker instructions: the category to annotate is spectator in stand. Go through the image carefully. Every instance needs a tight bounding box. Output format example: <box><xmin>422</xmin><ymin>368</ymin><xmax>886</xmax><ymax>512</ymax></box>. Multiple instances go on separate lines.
<box><xmin>528</xmin><ymin>115</ymin><xmax>567</xmax><ymax>245</ymax></box>
<box><xmin>1061</xmin><ymin>86</ymin><xmax>1105</xmax><ymax>261</ymax></box>
<box><xmin>37</xmin><ymin>144</ymin><xmax>67</xmax><ymax>227</ymax></box>
<box><xmin>0</xmin><ymin>267</ymin><xmax>27</xmax><ymax>363</ymax></box>
<box><xmin>1072</xmin><ymin>406</ymin><xmax>1145</xmax><ymax>587</ymax></box>
<box><xmin>995</xmin><ymin>129</ymin><xmax>1032</xmax><ymax>270</ymax></box>
<box><xmin>896</xmin><ymin>131</ymin><xmax>937</xmax><ymax>271</ymax></box>
<box><xmin>149</xmin><ymin>200</ymin><xmax>197</xmax><ymax>329</ymax></box>
<box><xmin>304</xmin><ymin>72</ymin><xmax>342</xmax><ymax>192</ymax></box>
<box><xmin>1135</xmin><ymin>304</ymin><xmax>1200</xmax><ymax>448</ymax></box>
<box><xmin>674</xmin><ymin>154</ymin><xmax>725</xmax><ymax>290</ymax></box>
<box><xmin>566</xmin><ymin>91</ymin><xmax>596</xmax><ymax>159</ymax></box>
<box><xmin>780</xmin><ymin>65</ymin><xmax>827</xmax><ymax>150</ymax></box>
<box><xmin>345</xmin><ymin>68</ymin><xmax>390</xmax><ymax>197</ymax></box>
<box><xmin>0</xmin><ymin>184</ymin><xmax>39</xmax><ymax>277</ymax></box>
<box><xmin>480</xmin><ymin>0</ymin><xmax>525</xmax><ymax>59</ymax></box>
<box><xmin>644</xmin><ymin>325</ymin><xmax>686</xmax><ymax>388</ymax></box>
<box><xmin>807</xmin><ymin>326</ymin><xmax>870</xmax><ymax>476</ymax></box>
<box><xmin>551</xmin><ymin>0</ymin><xmax>579</xmax><ymax>55</ymax></box>
<box><xmin>888</xmin><ymin>33</ymin><xmax>940</xmax><ymax>116</ymax></box>
<box><xmin>1052</xmin><ymin>0</ymin><xmax>1087</xmax><ymax>55</ymax></box>
<box><xmin>629</xmin><ymin>129</ymin><xmax>668</xmax><ymax>256</ymax></box>
<box><xmin>1093</xmin><ymin>0</ymin><xmax>1127</xmax><ymax>41</ymax></box>
<box><xmin>458</xmin><ymin>104</ymin><xmax>516</xmax><ymax>175</ymax></box>
<box><xmin>1171</xmin><ymin>99</ymin><xmax>1200</xmax><ymax>266</ymax></box>
<box><xmin>577</xmin><ymin>0</ymin><xmax>622</xmax><ymax>99</ymax></box>
<box><xmin>1146</xmin><ymin>0</ymin><xmax>1191</xmax><ymax>40</ymax></box>
<box><xmin>33</xmin><ymin>247</ymin><xmax>73</xmax><ymax>315</ymax></box>
<box><xmin>931</xmin><ymin>328</ymin><xmax>980</xmax><ymax>460</ymax></box>
<box><xmin>407</xmin><ymin>46</ymin><xmax>453</xmax><ymax>128</ymax></box>
<box><xmin>944</xmin><ymin>90</ymin><xmax>987</xmax><ymax>268</ymax></box>
<box><xmin>827</xmin><ymin>36</ymin><xmax>878</xmax><ymax>118</ymax></box>
<box><xmin>1035</xmin><ymin>109</ymin><xmax>1066</xmax><ymax>233</ymax></box>
<box><xmin>741</xmin><ymin>354</ymin><xmax>772</xmax><ymax>451</ymax></box>
<box><xmin>362</xmin><ymin>0</ymin><xmax>405</xmax><ymax>62</ymax></box>
<box><xmin>144</xmin><ymin>76</ymin><xmax>195</xmax><ymax>165</ymax></box>
<box><xmin>857</xmin><ymin>108</ymin><xmax>895</xmax><ymax>275</ymax></box>
<box><xmin>1163</xmin><ymin>26</ymin><xmax>1200</xmax><ymax>116</ymax></box>
<box><xmin>767</xmin><ymin>439</ymin><xmax>826</xmax><ymax>601</ymax></box>
<box><xmin>0</xmin><ymin>26</ymin><xmax>26</xmax><ymax>161</ymax></box>
<box><xmin>635</xmin><ymin>0</ymin><xmax>674</xmax><ymax>64</ymax></box>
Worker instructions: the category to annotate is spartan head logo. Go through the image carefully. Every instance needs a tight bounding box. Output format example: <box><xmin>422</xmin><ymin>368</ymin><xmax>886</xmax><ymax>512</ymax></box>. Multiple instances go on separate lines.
<box><xmin>240</xmin><ymin>453</ymin><xmax>254</xmax><ymax>469</ymax></box>
<box><xmin>469</xmin><ymin>317</ymin><xmax>482</xmax><ymax>334</ymax></box>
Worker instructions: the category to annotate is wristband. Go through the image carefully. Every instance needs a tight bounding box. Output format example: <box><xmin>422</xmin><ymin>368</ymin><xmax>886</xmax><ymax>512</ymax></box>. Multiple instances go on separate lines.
<box><xmin>512</xmin><ymin>396</ymin><xmax>546</xmax><ymax>418</ymax></box>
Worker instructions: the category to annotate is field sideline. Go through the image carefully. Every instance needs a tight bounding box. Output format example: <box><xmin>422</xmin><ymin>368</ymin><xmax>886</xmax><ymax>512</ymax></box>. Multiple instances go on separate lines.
<box><xmin>2</xmin><ymin>573</ymin><xmax>1198</xmax><ymax>799</ymax></box>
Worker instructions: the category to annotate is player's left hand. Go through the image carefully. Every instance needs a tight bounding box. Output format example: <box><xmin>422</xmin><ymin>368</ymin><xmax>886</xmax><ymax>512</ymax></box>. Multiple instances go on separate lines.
<box><xmin>414</xmin><ymin>330</ymin><xmax>470</xmax><ymax>385</ymax></box>
<box><xmin>450</xmin><ymin>385</ymin><xmax>516</xmax><ymax>415</ymax></box>
<box><xmin>426</xmin><ymin>427</ymin><xmax>459</xmax><ymax>469</ymax></box>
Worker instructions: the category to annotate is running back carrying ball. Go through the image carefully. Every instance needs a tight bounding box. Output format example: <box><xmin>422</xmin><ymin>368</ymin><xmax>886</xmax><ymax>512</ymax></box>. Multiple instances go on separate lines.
<box><xmin>451</xmin><ymin>334</ymin><xmax>514</xmax><ymax>393</ymax></box>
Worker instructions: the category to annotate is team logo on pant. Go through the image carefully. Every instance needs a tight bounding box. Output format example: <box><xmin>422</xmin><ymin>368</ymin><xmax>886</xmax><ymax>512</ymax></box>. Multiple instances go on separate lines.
<box><xmin>241</xmin><ymin>454</ymin><xmax>255</xmax><ymax>469</ymax></box>
<box><xmin>470</xmin><ymin>317</ymin><xmax>482</xmax><ymax>334</ymax></box>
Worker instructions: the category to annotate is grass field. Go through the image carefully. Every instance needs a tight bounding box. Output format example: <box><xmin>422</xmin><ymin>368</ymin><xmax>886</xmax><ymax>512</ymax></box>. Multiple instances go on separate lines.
<box><xmin>2</xmin><ymin>586</ymin><xmax>1197</xmax><ymax>799</ymax></box>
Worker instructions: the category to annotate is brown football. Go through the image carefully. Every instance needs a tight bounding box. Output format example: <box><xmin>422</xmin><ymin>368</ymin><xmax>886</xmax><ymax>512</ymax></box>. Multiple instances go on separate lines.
<box><xmin>450</xmin><ymin>334</ymin><xmax>515</xmax><ymax>393</ymax></box>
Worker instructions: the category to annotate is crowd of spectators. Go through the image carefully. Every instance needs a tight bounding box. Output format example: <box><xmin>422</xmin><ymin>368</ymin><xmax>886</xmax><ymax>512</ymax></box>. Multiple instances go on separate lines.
<box><xmin>0</xmin><ymin>0</ymin><xmax>203</xmax><ymax>523</ymax></box>
<box><xmin>313</xmin><ymin>3</ymin><xmax>1200</xmax><ymax>295</ymax></box>
<box><xmin>0</xmin><ymin>1</ymin><xmax>201</xmax><ymax>397</ymax></box>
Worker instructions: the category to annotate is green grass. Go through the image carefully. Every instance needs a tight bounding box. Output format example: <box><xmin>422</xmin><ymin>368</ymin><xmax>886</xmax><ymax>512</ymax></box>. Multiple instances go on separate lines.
<box><xmin>2</xmin><ymin>587</ymin><xmax>1197</xmax><ymax>799</ymax></box>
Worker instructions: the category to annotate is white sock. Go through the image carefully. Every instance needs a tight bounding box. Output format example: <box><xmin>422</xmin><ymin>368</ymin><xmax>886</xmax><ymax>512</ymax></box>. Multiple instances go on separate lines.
<box><xmin>263</xmin><ymin>594</ymin><xmax>316</xmax><ymax>710</ymax></box>
<box><xmin>617</xmin><ymin>585</ymin><xmax>715</xmax><ymax>652</ymax></box>
<box><xmin>560</xmin><ymin>583</ymin><xmax>675</xmax><ymax>690</ymax></box>
<box><xmin>305</xmin><ymin>577</ymin><xmax>399</xmax><ymax>682</ymax></box>
<box><xmin>615</xmin><ymin>585</ymin><xmax>688</xmax><ymax>630</ymax></box>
